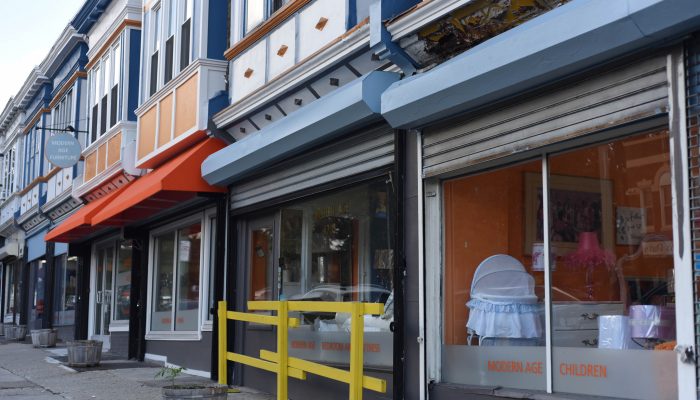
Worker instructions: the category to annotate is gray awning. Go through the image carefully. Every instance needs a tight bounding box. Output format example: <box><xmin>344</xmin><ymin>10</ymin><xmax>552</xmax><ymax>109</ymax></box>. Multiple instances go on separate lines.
<box><xmin>202</xmin><ymin>71</ymin><xmax>400</xmax><ymax>186</ymax></box>
<box><xmin>381</xmin><ymin>0</ymin><xmax>700</xmax><ymax>128</ymax></box>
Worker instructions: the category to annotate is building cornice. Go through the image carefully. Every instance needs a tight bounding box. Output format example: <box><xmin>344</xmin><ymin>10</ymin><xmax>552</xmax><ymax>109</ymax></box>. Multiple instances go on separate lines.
<box><xmin>39</xmin><ymin>25</ymin><xmax>87</xmax><ymax>79</ymax></box>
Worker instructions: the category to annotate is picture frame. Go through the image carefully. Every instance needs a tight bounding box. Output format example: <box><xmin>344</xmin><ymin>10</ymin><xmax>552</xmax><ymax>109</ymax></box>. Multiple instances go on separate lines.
<box><xmin>524</xmin><ymin>172</ymin><xmax>614</xmax><ymax>256</ymax></box>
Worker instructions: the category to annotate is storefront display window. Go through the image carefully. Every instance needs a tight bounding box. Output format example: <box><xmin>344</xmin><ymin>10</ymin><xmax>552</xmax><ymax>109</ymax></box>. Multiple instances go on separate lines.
<box><xmin>244</xmin><ymin>180</ymin><xmax>395</xmax><ymax>368</ymax></box>
<box><xmin>29</xmin><ymin>260</ymin><xmax>46</xmax><ymax>329</ymax></box>
<box><xmin>4</xmin><ymin>262</ymin><xmax>18</xmax><ymax>321</ymax></box>
<box><xmin>150</xmin><ymin>221</ymin><xmax>202</xmax><ymax>332</ymax></box>
<box><xmin>53</xmin><ymin>255</ymin><xmax>77</xmax><ymax>326</ymax></box>
<box><xmin>114</xmin><ymin>242</ymin><xmax>132</xmax><ymax>321</ymax></box>
<box><xmin>440</xmin><ymin>129</ymin><xmax>678</xmax><ymax>399</ymax></box>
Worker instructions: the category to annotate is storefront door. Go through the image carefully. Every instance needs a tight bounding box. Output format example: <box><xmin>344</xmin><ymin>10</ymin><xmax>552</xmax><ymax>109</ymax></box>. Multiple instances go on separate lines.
<box><xmin>247</xmin><ymin>215</ymin><xmax>276</xmax><ymax>301</ymax></box>
<box><xmin>92</xmin><ymin>244</ymin><xmax>114</xmax><ymax>347</ymax></box>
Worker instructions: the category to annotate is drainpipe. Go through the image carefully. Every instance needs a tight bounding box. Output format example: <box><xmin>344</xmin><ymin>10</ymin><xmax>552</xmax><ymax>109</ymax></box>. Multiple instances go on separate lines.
<box><xmin>369</xmin><ymin>0</ymin><xmax>419</xmax><ymax>76</ymax></box>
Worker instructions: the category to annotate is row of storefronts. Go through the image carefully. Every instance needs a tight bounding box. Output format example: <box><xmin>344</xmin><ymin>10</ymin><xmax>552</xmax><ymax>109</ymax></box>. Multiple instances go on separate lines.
<box><xmin>1</xmin><ymin>0</ymin><xmax>700</xmax><ymax>399</ymax></box>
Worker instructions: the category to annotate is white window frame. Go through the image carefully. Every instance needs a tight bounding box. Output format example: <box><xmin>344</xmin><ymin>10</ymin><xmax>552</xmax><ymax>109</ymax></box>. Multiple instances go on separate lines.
<box><xmin>146</xmin><ymin>212</ymin><xmax>206</xmax><ymax>341</ymax></box>
<box><xmin>145</xmin><ymin>0</ymin><xmax>195</xmax><ymax>100</ymax></box>
<box><xmin>201</xmin><ymin>207</ymin><xmax>217</xmax><ymax>330</ymax></box>
<box><xmin>88</xmin><ymin>235</ymin><xmax>130</xmax><ymax>339</ymax></box>
<box><xmin>87</xmin><ymin>38</ymin><xmax>124</xmax><ymax>147</ymax></box>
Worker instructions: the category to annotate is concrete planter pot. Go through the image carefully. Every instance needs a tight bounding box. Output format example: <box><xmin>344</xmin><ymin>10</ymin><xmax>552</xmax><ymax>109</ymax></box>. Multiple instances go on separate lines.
<box><xmin>13</xmin><ymin>325</ymin><xmax>27</xmax><ymax>341</ymax></box>
<box><xmin>66</xmin><ymin>340</ymin><xmax>103</xmax><ymax>367</ymax></box>
<box><xmin>162</xmin><ymin>385</ymin><xmax>228</xmax><ymax>400</ymax></box>
<box><xmin>3</xmin><ymin>324</ymin><xmax>14</xmax><ymax>339</ymax></box>
<box><xmin>30</xmin><ymin>329</ymin><xmax>57</xmax><ymax>348</ymax></box>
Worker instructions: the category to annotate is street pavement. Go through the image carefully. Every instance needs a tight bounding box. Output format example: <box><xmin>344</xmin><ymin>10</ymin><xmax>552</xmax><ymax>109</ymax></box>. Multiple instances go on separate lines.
<box><xmin>0</xmin><ymin>341</ymin><xmax>273</xmax><ymax>400</ymax></box>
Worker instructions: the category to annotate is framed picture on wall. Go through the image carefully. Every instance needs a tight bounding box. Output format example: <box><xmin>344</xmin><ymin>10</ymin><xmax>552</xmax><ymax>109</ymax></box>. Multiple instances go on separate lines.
<box><xmin>524</xmin><ymin>172</ymin><xmax>614</xmax><ymax>255</ymax></box>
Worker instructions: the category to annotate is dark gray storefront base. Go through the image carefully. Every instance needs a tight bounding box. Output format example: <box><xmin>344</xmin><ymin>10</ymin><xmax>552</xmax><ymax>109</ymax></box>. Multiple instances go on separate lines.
<box><xmin>53</xmin><ymin>325</ymin><xmax>74</xmax><ymax>343</ymax></box>
<box><xmin>146</xmin><ymin>332</ymin><xmax>213</xmax><ymax>373</ymax></box>
<box><xmin>110</xmin><ymin>332</ymin><xmax>130</xmax><ymax>359</ymax></box>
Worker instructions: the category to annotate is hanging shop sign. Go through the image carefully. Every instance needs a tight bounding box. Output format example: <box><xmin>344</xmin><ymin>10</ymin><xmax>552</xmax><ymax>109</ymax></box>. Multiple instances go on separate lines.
<box><xmin>45</xmin><ymin>133</ymin><xmax>82</xmax><ymax>168</ymax></box>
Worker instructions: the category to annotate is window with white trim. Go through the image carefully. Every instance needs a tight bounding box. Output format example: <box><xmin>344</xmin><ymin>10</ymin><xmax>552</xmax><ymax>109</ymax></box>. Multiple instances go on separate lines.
<box><xmin>88</xmin><ymin>40</ymin><xmax>122</xmax><ymax>145</ymax></box>
<box><xmin>1</xmin><ymin>143</ymin><xmax>16</xmax><ymax>200</ymax></box>
<box><xmin>145</xmin><ymin>1</ymin><xmax>193</xmax><ymax>99</ymax></box>
<box><xmin>148</xmin><ymin>212</ymin><xmax>214</xmax><ymax>336</ymax></box>
<box><xmin>243</xmin><ymin>0</ymin><xmax>289</xmax><ymax>34</ymax></box>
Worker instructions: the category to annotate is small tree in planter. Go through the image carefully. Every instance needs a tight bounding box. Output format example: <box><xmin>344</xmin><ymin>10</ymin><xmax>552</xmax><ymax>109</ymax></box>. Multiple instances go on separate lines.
<box><xmin>156</xmin><ymin>365</ymin><xmax>227</xmax><ymax>400</ymax></box>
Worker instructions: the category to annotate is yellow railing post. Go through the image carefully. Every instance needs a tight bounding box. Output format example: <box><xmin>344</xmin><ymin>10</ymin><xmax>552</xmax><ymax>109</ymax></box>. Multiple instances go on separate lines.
<box><xmin>349</xmin><ymin>302</ymin><xmax>365</xmax><ymax>400</ymax></box>
<box><xmin>277</xmin><ymin>301</ymin><xmax>289</xmax><ymax>400</ymax></box>
<box><xmin>217</xmin><ymin>300</ymin><xmax>228</xmax><ymax>386</ymax></box>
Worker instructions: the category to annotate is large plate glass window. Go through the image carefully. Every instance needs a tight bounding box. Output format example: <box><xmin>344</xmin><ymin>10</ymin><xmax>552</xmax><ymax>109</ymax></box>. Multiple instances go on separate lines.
<box><xmin>151</xmin><ymin>221</ymin><xmax>202</xmax><ymax>332</ymax></box>
<box><xmin>53</xmin><ymin>255</ymin><xmax>77</xmax><ymax>327</ymax></box>
<box><xmin>440</xmin><ymin>128</ymin><xmax>679</xmax><ymax>399</ymax></box>
<box><xmin>243</xmin><ymin>178</ymin><xmax>395</xmax><ymax>368</ymax></box>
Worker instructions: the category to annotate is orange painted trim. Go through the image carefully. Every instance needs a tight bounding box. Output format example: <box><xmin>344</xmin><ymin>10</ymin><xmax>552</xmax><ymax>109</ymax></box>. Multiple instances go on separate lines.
<box><xmin>85</xmin><ymin>19</ymin><xmax>142</xmax><ymax>70</ymax></box>
<box><xmin>136</xmin><ymin>129</ymin><xmax>207</xmax><ymax>169</ymax></box>
<box><xmin>17</xmin><ymin>167</ymin><xmax>61</xmax><ymax>196</ymax></box>
<box><xmin>224</xmin><ymin>0</ymin><xmax>312</xmax><ymax>61</ymax></box>
<box><xmin>22</xmin><ymin>108</ymin><xmax>51</xmax><ymax>134</ymax></box>
<box><xmin>49</xmin><ymin>71</ymin><xmax>87</xmax><ymax>109</ymax></box>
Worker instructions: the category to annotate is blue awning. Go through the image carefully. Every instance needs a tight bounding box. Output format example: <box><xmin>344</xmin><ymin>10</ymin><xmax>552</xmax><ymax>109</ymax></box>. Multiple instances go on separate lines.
<box><xmin>381</xmin><ymin>0</ymin><xmax>700</xmax><ymax>128</ymax></box>
<box><xmin>202</xmin><ymin>71</ymin><xmax>400</xmax><ymax>186</ymax></box>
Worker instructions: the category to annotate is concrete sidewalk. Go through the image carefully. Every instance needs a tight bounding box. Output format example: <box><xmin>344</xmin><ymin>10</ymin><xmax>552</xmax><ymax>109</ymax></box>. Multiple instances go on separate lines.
<box><xmin>0</xmin><ymin>341</ymin><xmax>273</xmax><ymax>400</ymax></box>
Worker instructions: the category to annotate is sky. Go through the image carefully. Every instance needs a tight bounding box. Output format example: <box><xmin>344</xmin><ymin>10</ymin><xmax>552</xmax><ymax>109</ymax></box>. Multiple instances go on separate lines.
<box><xmin>0</xmin><ymin>0</ymin><xmax>85</xmax><ymax>111</ymax></box>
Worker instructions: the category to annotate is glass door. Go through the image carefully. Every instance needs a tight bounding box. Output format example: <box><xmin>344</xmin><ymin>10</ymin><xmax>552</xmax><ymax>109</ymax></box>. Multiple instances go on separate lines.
<box><xmin>93</xmin><ymin>245</ymin><xmax>114</xmax><ymax>346</ymax></box>
<box><xmin>248</xmin><ymin>215</ymin><xmax>276</xmax><ymax>301</ymax></box>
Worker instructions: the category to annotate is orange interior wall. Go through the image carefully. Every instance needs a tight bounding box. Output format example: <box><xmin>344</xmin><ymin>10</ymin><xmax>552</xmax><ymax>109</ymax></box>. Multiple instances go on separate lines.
<box><xmin>443</xmin><ymin>130</ymin><xmax>673</xmax><ymax>345</ymax></box>
<box><xmin>251</xmin><ymin>230</ymin><xmax>270</xmax><ymax>300</ymax></box>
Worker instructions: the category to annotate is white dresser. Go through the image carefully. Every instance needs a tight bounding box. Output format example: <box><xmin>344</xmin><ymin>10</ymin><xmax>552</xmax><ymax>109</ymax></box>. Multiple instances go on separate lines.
<box><xmin>551</xmin><ymin>302</ymin><xmax>625</xmax><ymax>347</ymax></box>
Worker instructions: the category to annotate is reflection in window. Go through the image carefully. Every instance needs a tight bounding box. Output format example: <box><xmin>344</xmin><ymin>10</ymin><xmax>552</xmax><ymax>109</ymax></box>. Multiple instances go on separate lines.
<box><xmin>246</xmin><ymin>180</ymin><xmax>395</xmax><ymax>368</ymax></box>
<box><xmin>114</xmin><ymin>242</ymin><xmax>132</xmax><ymax>321</ymax></box>
<box><xmin>53</xmin><ymin>255</ymin><xmax>77</xmax><ymax>327</ymax></box>
<box><xmin>549</xmin><ymin>130</ymin><xmax>676</xmax><ymax>399</ymax></box>
<box><xmin>244</xmin><ymin>0</ymin><xmax>289</xmax><ymax>34</ymax></box>
<box><xmin>151</xmin><ymin>222</ymin><xmax>202</xmax><ymax>332</ymax></box>
<box><xmin>440</xmin><ymin>129</ymin><xmax>678</xmax><ymax>399</ymax></box>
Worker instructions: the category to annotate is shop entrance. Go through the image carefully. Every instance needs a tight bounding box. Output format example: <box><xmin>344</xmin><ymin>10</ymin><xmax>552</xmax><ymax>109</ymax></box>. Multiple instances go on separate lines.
<box><xmin>92</xmin><ymin>244</ymin><xmax>114</xmax><ymax>347</ymax></box>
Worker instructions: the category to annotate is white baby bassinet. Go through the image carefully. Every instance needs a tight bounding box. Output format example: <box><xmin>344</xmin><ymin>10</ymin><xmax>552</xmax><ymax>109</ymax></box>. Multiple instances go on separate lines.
<box><xmin>466</xmin><ymin>254</ymin><xmax>543</xmax><ymax>345</ymax></box>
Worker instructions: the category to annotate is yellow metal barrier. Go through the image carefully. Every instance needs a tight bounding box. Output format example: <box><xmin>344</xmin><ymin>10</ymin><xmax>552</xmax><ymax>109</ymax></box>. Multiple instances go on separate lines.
<box><xmin>217</xmin><ymin>300</ymin><xmax>387</xmax><ymax>400</ymax></box>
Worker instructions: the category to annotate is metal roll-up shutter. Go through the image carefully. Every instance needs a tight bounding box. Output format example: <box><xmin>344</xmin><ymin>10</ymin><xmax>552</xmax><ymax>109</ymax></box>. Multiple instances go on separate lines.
<box><xmin>422</xmin><ymin>54</ymin><xmax>669</xmax><ymax>177</ymax></box>
<box><xmin>230</xmin><ymin>124</ymin><xmax>394</xmax><ymax>210</ymax></box>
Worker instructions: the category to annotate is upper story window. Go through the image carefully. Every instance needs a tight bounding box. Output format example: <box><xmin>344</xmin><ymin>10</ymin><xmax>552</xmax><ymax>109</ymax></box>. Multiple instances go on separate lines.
<box><xmin>88</xmin><ymin>41</ymin><xmax>122</xmax><ymax>145</ymax></box>
<box><xmin>53</xmin><ymin>90</ymin><xmax>73</xmax><ymax>131</ymax></box>
<box><xmin>24</xmin><ymin>125</ymin><xmax>41</xmax><ymax>186</ymax></box>
<box><xmin>1</xmin><ymin>144</ymin><xmax>16</xmax><ymax>200</ymax></box>
<box><xmin>244</xmin><ymin>0</ymin><xmax>289</xmax><ymax>34</ymax></box>
<box><xmin>146</xmin><ymin>1</ymin><xmax>193</xmax><ymax>99</ymax></box>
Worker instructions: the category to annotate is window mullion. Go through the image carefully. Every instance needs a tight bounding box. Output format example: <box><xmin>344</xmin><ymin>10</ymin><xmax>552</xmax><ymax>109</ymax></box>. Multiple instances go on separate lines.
<box><xmin>171</xmin><ymin>230</ymin><xmax>178</xmax><ymax>332</ymax></box>
<box><xmin>541</xmin><ymin>155</ymin><xmax>553</xmax><ymax>394</ymax></box>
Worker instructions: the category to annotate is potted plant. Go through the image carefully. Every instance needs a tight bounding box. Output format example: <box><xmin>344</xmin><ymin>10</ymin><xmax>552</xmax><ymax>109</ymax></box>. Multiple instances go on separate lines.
<box><xmin>66</xmin><ymin>340</ymin><xmax>103</xmax><ymax>367</ymax></box>
<box><xmin>30</xmin><ymin>328</ymin><xmax>57</xmax><ymax>348</ymax></box>
<box><xmin>156</xmin><ymin>365</ymin><xmax>227</xmax><ymax>400</ymax></box>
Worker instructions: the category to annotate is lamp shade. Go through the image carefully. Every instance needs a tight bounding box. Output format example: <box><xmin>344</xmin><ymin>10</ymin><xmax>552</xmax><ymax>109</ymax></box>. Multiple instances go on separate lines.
<box><xmin>565</xmin><ymin>232</ymin><xmax>615</xmax><ymax>270</ymax></box>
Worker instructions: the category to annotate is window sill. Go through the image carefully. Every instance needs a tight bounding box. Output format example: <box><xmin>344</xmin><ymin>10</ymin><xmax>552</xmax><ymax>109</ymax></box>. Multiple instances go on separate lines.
<box><xmin>201</xmin><ymin>321</ymin><xmax>213</xmax><ymax>332</ymax></box>
<box><xmin>145</xmin><ymin>331</ymin><xmax>201</xmax><ymax>341</ymax></box>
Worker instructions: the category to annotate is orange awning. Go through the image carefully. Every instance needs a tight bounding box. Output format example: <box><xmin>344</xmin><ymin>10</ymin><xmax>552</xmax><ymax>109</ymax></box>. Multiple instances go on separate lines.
<box><xmin>45</xmin><ymin>181</ymin><xmax>134</xmax><ymax>243</ymax></box>
<box><xmin>91</xmin><ymin>138</ymin><xmax>226</xmax><ymax>225</ymax></box>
